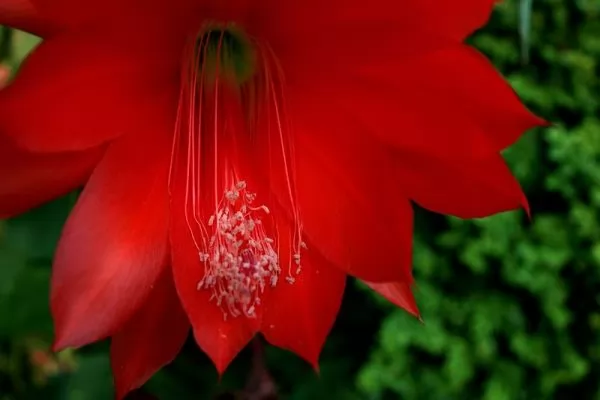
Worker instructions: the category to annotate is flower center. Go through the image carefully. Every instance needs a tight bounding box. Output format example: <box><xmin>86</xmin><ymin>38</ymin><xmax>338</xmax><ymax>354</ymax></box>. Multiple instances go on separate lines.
<box><xmin>196</xmin><ymin>23</ymin><xmax>257</xmax><ymax>85</ymax></box>
<box><xmin>172</xmin><ymin>22</ymin><xmax>305</xmax><ymax>320</ymax></box>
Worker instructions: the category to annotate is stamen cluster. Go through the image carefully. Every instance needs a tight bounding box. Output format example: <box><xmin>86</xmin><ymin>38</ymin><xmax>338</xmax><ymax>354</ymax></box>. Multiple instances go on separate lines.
<box><xmin>197</xmin><ymin>181</ymin><xmax>280</xmax><ymax>319</ymax></box>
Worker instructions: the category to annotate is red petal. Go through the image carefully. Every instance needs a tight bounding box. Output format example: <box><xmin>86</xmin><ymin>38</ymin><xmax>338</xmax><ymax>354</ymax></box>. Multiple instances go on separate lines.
<box><xmin>0</xmin><ymin>0</ymin><xmax>196</xmax><ymax>36</ymax></box>
<box><xmin>51</xmin><ymin>126</ymin><xmax>171</xmax><ymax>350</ymax></box>
<box><xmin>169</xmin><ymin>151</ymin><xmax>258</xmax><ymax>374</ymax></box>
<box><xmin>407</xmin><ymin>0</ymin><xmax>498</xmax><ymax>39</ymax></box>
<box><xmin>395</xmin><ymin>151</ymin><xmax>528</xmax><ymax>219</ymax></box>
<box><xmin>283</xmin><ymin>94</ymin><xmax>414</xmax><ymax>283</ymax></box>
<box><xmin>0</xmin><ymin>0</ymin><xmax>97</xmax><ymax>36</ymax></box>
<box><xmin>255</xmin><ymin>0</ymin><xmax>495</xmax><ymax>60</ymax></box>
<box><xmin>261</xmin><ymin>243</ymin><xmax>345</xmax><ymax>369</ymax></box>
<box><xmin>363</xmin><ymin>280</ymin><xmax>420</xmax><ymax>318</ymax></box>
<box><xmin>269</xmin><ymin>24</ymin><xmax>452</xmax><ymax>85</ymax></box>
<box><xmin>0</xmin><ymin>0</ymin><xmax>59</xmax><ymax>36</ymax></box>
<box><xmin>252</xmin><ymin>2</ymin><xmax>454</xmax><ymax>85</ymax></box>
<box><xmin>111</xmin><ymin>268</ymin><xmax>189</xmax><ymax>400</ymax></box>
<box><xmin>0</xmin><ymin>31</ymin><xmax>177</xmax><ymax>152</ymax></box>
<box><xmin>0</xmin><ymin>135</ymin><xmax>103</xmax><ymax>218</ymax></box>
<box><xmin>347</xmin><ymin>45</ymin><xmax>546</xmax><ymax>153</ymax></box>
<box><xmin>301</xmin><ymin>78</ymin><xmax>495</xmax><ymax>160</ymax></box>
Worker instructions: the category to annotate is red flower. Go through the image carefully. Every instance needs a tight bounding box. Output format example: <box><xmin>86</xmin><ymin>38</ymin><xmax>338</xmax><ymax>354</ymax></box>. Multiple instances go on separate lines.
<box><xmin>0</xmin><ymin>0</ymin><xmax>545</xmax><ymax>397</ymax></box>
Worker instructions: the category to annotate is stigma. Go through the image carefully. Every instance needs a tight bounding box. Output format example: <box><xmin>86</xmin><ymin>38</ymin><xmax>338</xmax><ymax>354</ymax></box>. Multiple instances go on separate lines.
<box><xmin>170</xmin><ymin>22</ymin><xmax>305</xmax><ymax>320</ymax></box>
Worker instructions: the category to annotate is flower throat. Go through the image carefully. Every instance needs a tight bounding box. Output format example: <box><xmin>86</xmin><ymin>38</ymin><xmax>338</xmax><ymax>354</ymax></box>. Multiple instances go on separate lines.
<box><xmin>171</xmin><ymin>23</ymin><xmax>305</xmax><ymax>320</ymax></box>
<box><xmin>196</xmin><ymin>23</ymin><xmax>256</xmax><ymax>86</ymax></box>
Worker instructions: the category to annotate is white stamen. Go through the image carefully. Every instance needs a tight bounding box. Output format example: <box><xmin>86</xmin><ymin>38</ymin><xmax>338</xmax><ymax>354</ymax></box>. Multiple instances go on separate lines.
<box><xmin>195</xmin><ymin>180</ymin><xmax>304</xmax><ymax>319</ymax></box>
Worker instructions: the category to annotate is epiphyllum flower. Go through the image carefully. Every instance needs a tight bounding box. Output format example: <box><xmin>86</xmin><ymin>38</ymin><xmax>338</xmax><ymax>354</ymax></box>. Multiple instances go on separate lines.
<box><xmin>0</xmin><ymin>0</ymin><xmax>545</xmax><ymax>397</ymax></box>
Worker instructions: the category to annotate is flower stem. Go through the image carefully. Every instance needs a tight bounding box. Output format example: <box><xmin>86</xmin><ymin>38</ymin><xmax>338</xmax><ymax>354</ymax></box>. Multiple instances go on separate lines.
<box><xmin>241</xmin><ymin>337</ymin><xmax>278</xmax><ymax>400</ymax></box>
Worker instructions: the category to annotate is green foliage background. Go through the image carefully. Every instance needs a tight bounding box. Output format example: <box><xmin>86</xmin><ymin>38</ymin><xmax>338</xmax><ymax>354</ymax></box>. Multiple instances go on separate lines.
<box><xmin>1</xmin><ymin>0</ymin><xmax>599</xmax><ymax>399</ymax></box>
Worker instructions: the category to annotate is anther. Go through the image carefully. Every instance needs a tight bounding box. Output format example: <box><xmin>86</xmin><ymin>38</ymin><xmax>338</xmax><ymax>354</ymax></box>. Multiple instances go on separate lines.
<box><xmin>195</xmin><ymin>180</ymin><xmax>304</xmax><ymax>319</ymax></box>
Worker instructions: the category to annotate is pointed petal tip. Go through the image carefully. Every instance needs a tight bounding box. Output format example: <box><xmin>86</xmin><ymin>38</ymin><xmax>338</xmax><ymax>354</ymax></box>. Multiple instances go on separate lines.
<box><xmin>398</xmin><ymin>295</ymin><xmax>420</xmax><ymax>319</ymax></box>
<box><xmin>51</xmin><ymin>311</ymin><xmax>117</xmax><ymax>353</ymax></box>
<box><xmin>408</xmin><ymin>306</ymin><xmax>422</xmax><ymax>319</ymax></box>
<box><xmin>213</xmin><ymin>360</ymin><xmax>231</xmax><ymax>384</ymax></box>
<box><xmin>404</xmin><ymin>283</ymin><xmax>421</xmax><ymax>318</ymax></box>
<box><xmin>531</xmin><ymin>114</ymin><xmax>552</xmax><ymax>129</ymax></box>
<box><xmin>298</xmin><ymin>349</ymin><xmax>321</xmax><ymax>374</ymax></box>
<box><xmin>363</xmin><ymin>280</ymin><xmax>420</xmax><ymax>318</ymax></box>
<box><xmin>113</xmin><ymin>383</ymin><xmax>156</xmax><ymax>400</ymax></box>
<box><xmin>110</xmin><ymin>270</ymin><xmax>188</xmax><ymax>400</ymax></box>
<box><xmin>214</xmin><ymin>363</ymin><xmax>228</xmax><ymax>379</ymax></box>
<box><xmin>204</xmin><ymin>326</ymin><xmax>263</xmax><ymax>377</ymax></box>
<box><xmin>51</xmin><ymin>333</ymin><xmax>92</xmax><ymax>354</ymax></box>
<box><xmin>523</xmin><ymin>201</ymin><xmax>532</xmax><ymax>221</ymax></box>
<box><xmin>113</xmin><ymin>376</ymin><xmax>162</xmax><ymax>400</ymax></box>
<box><xmin>50</xmin><ymin>339</ymin><xmax>62</xmax><ymax>353</ymax></box>
<box><xmin>518</xmin><ymin>189</ymin><xmax>531</xmax><ymax>221</ymax></box>
<box><xmin>194</xmin><ymin>328</ymin><xmax>251</xmax><ymax>379</ymax></box>
<box><xmin>50</xmin><ymin>306</ymin><xmax>111</xmax><ymax>352</ymax></box>
<box><xmin>115</xmin><ymin>384</ymin><xmax>133</xmax><ymax>400</ymax></box>
<box><xmin>312</xmin><ymin>361</ymin><xmax>321</xmax><ymax>376</ymax></box>
<box><xmin>286</xmin><ymin>348</ymin><xmax>321</xmax><ymax>374</ymax></box>
<box><xmin>51</xmin><ymin>335</ymin><xmax>74</xmax><ymax>353</ymax></box>
<box><xmin>51</xmin><ymin>329</ymin><xmax>74</xmax><ymax>352</ymax></box>
<box><xmin>519</xmin><ymin>108</ymin><xmax>550</xmax><ymax>131</ymax></box>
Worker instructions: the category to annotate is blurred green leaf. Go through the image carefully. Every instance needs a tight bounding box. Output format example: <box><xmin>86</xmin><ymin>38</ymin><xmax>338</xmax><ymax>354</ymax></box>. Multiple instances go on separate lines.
<box><xmin>62</xmin><ymin>354</ymin><xmax>113</xmax><ymax>400</ymax></box>
<box><xmin>519</xmin><ymin>0</ymin><xmax>533</xmax><ymax>62</ymax></box>
<box><xmin>360</xmin><ymin>0</ymin><xmax>600</xmax><ymax>398</ymax></box>
<box><xmin>0</xmin><ymin>267</ymin><xmax>53</xmax><ymax>339</ymax></box>
<box><xmin>4</xmin><ymin>196</ymin><xmax>72</xmax><ymax>261</ymax></box>
<box><xmin>0</xmin><ymin>241</ymin><xmax>26</xmax><ymax>297</ymax></box>
<box><xmin>1</xmin><ymin>0</ymin><xmax>600</xmax><ymax>398</ymax></box>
